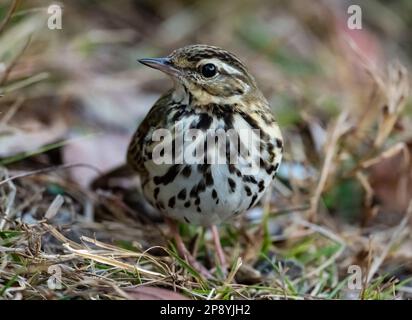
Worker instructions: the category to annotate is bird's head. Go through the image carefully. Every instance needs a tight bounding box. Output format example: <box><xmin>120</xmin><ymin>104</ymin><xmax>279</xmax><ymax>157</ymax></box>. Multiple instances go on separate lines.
<box><xmin>138</xmin><ymin>45</ymin><xmax>260</xmax><ymax>105</ymax></box>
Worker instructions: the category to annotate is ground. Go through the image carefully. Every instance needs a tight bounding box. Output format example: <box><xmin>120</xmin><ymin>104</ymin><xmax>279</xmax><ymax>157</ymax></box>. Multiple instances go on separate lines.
<box><xmin>0</xmin><ymin>0</ymin><xmax>412</xmax><ymax>300</ymax></box>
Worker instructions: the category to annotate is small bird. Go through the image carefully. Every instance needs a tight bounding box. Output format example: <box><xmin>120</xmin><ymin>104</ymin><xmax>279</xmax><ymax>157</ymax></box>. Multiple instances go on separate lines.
<box><xmin>127</xmin><ymin>45</ymin><xmax>283</xmax><ymax>275</ymax></box>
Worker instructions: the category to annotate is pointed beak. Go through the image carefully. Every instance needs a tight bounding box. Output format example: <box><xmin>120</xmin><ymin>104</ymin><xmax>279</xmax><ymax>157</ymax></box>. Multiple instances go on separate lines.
<box><xmin>138</xmin><ymin>57</ymin><xmax>180</xmax><ymax>77</ymax></box>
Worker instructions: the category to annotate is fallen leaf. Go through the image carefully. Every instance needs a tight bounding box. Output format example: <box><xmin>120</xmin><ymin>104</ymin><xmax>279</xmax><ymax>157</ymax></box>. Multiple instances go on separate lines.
<box><xmin>123</xmin><ymin>286</ymin><xmax>189</xmax><ymax>300</ymax></box>
<box><xmin>62</xmin><ymin>133</ymin><xmax>130</xmax><ymax>187</ymax></box>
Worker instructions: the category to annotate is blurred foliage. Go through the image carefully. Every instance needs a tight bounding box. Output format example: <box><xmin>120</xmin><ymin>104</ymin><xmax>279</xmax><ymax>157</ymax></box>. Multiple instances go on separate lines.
<box><xmin>0</xmin><ymin>0</ymin><xmax>412</xmax><ymax>300</ymax></box>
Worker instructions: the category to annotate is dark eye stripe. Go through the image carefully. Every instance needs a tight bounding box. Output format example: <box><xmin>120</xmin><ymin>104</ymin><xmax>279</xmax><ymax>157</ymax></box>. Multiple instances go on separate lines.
<box><xmin>218</xmin><ymin>69</ymin><xmax>250</xmax><ymax>84</ymax></box>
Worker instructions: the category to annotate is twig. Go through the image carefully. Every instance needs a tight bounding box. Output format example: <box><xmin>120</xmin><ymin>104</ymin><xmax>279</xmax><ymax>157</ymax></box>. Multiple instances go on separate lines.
<box><xmin>374</xmin><ymin>62</ymin><xmax>409</xmax><ymax>148</ymax></box>
<box><xmin>0</xmin><ymin>35</ymin><xmax>31</xmax><ymax>86</ymax></box>
<box><xmin>361</xmin><ymin>142</ymin><xmax>409</xmax><ymax>169</ymax></box>
<box><xmin>0</xmin><ymin>163</ymin><xmax>101</xmax><ymax>187</ymax></box>
<box><xmin>0</xmin><ymin>0</ymin><xmax>20</xmax><ymax>36</ymax></box>
<box><xmin>0</xmin><ymin>97</ymin><xmax>24</xmax><ymax>126</ymax></box>
<box><xmin>308</xmin><ymin>111</ymin><xmax>350</xmax><ymax>221</ymax></box>
<box><xmin>0</xmin><ymin>169</ymin><xmax>16</xmax><ymax>231</ymax></box>
<box><xmin>0</xmin><ymin>245</ymin><xmax>24</xmax><ymax>253</ymax></box>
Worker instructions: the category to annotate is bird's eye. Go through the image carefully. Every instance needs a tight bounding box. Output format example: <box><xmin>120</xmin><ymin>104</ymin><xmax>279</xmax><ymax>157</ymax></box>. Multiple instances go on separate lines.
<box><xmin>201</xmin><ymin>63</ymin><xmax>217</xmax><ymax>78</ymax></box>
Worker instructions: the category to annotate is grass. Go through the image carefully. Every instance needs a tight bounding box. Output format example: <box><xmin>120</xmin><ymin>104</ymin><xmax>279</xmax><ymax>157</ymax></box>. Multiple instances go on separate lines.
<box><xmin>1</xmin><ymin>0</ymin><xmax>412</xmax><ymax>300</ymax></box>
<box><xmin>1</xmin><ymin>194</ymin><xmax>410</xmax><ymax>299</ymax></box>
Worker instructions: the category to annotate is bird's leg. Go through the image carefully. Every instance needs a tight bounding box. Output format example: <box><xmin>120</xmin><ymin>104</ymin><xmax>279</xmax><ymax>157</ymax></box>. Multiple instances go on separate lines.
<box><xmin>211</xmin><ymin>225</ymin><xmax>227</xmax><ymax>271</ymax></box>
<box><xmin>165</xmin><ymin>218</ymin><xmax>212</xmax><ymax>278</ymax></box>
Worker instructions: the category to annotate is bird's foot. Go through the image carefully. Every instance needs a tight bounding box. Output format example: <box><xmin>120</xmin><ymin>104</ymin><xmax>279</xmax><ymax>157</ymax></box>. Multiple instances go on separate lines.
<box><xmin>166</xmin><ymin>218</ymin><xmax>213</xmax><ymax>279</ymax></box>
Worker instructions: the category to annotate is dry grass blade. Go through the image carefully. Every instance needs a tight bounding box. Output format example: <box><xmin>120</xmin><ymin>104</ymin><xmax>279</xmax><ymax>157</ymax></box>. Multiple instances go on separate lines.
<box><xmin>308</xmin><ymin>111</ymin><xmax>351</xmax><ymax>220</ymax></box>
<box><xmin>0</xmin><ymin>0</ymin><xmax>20</xmax><ymax>36</ymax></box>
<box><xmin>80</xmin><ymin>236</ymin><xmax>141</xmax><ymax>256</ymax></box>
<box><xmin>41</xmin><ymin>223</ymin><xmax>84</xmax><ymax>250</ymax></box>
<box><xmin>0</xmin><ymin>35</ymin><xmax>31</xmax><ymax>86</ymax></box>
<box><xmin>361</xmin><ymin>142</ymin><xmax>408</xmax><ymax>169</ymax></box>
<box><xmin>375</xmin><ymin>63</ymin><xmax>409</xmax><ymax>147</ymax></box>
<box><xmin>80</xmin><ymin>236</ymin><xmax>171</xmax><ymax>274</ymax></box>
<box><xmin>0</xmin><ymin>97</ymin><xmax>24</xmax><ymax>126</ymax></box>
<box><xmin>44</xmin><ymin>195</ymin><xmax>64</xmax><ymax>220</ymax></box>
<box><xmin>0</xmin><ymin>169</ymin><xmax>16</xmax><ymax>231</ymax></box>
<box><xmin>62</xmin><ymin>243</ymin><xmax>164</xmax><ymax>278</ymax></box>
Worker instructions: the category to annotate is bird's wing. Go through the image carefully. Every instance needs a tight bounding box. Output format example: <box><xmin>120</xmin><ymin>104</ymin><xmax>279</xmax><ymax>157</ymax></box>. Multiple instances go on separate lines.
<box><xmin>126</xmin><ymin>90</ymin><xmax>173</xmax><ymax>177</ymax></box>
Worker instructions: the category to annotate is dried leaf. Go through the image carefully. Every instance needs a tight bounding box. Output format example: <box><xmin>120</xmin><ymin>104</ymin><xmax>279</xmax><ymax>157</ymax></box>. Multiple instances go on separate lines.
<box><xmin>124</xmin><ymin>286</ymin><xmax>189</xmax><ymax>300</ymax></box>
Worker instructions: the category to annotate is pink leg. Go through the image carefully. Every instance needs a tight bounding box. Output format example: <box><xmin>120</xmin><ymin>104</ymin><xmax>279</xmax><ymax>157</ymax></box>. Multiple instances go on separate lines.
<box><xmin>211</xmin><ymin>225</ymin><xmax>227</xmax><ymax>269</ymax></box>
<box><xmin>166</xmin><ymin>218</ymin><xmax>212</xmax><ymax>278</ymax></box>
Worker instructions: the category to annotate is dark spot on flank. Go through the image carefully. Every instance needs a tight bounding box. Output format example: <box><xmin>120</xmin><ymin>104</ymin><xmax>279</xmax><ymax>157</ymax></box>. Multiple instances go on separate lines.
<box><xmin>154</xmin><ymin>187</ymin><xmax>160</xmax><ymax>200</ymax></box>
<box><xmin>197</xmin><ymin>207</ymin><xmax>201</xmax><ymax>213</ymax></box>
<box><xmin>225</xmin><ymin>145</ymin><xmax>231</xmax><ymax>164</ymax></box>
<box><xmin>228</xmin><ymin>178</ymin><xmax>236</xmax><ymax>192</ymax></box>
<box><xmin>276</xmin><ymin>138</ymin><xmax>283</xmax><ymax>150</ymax></box>
<box><xmin>182</xmin><ymin>165</ymin><xmax>192</xmax><ymax>177</ymax></box>
<box><xmin>196</xmin><ymin>113</ymin><xmax>213</xmax><ymax>131</ymax></box>
<box><xmin>184</xmin><ymin>216</ymin><xmax>190</xmax><ymax>223</ymax></box>
<box><xmin>177</xmin><ymin>188</ymin><xmax>186</xmax><ymax>200</ymax></box>
<box><xmin>197</xmin><ymin>181</ymin><xmax>206</xmax><ymax>193</ymax></box>
<box><xmin>195</xmin><ymin>198</ymin><xmax>200</xmax><ymax>205</ymax></box>
<box><xmin>214</xmin><ymin>104</ymin><xmax>233</xmax><ymax>129</ymax></box>
<box><xmin>153</xmin><ymin>164</ymin><xmax>181</xmax><ymax>185</ymax></box>
<box><xmin>268</xmin><ymin>152</ymin><xmax>275</xmax><ymax>163</ymax></box>
<box><xmin>248</xmin><ymin>194</ymin><xmax>258</xmax><ymax>210</ymax></box>
<box><xmin>244</xmin><ymin>185</ymin><xmax>252</xmax><ymax>196</ymax></box>
<box><xmin>184</xmin><ymin>201</ymin><xmax>191</xmax><ymax>208</ymax></box>
<box><xmin>259</xmin><ymin>158</ymin><xmax>267</xmax><ymax>170</ymax></box>
<box><xmin>243</xmin><ymin>175</ymin><xmax>257</xmax><ymax>184</ymax></box>
<box><xmin>212</xmin><ymin>189</ymin><xmax>217</xmax><ymax>199</ymax></box>
<box><xmin>168</xmin><ymin>196</ymin><xmax>176</xmax><ymax>208</ymax></box>
<box><xmin>197</xmin><ymin>164</ymin><xmax>208</xmax><ymax>173</ymax></box>
<box><xmin>190</xmin><ymin>185</ymin><xmax>198</xmax><ymax>198</ymax></box>
<box><xmin>258</xmin><ymin>180</ymin><xmax>265</xmax><ymax>192</ymax></box>
<box><xmin>267</xmin><ymin>165</ymin><xmax>276</xmax><ymax>175</ymax></box>
<box><xmin>205</xmin><ymin>171</ymin><xmax>214</xmax><ymax>186</ymax></box>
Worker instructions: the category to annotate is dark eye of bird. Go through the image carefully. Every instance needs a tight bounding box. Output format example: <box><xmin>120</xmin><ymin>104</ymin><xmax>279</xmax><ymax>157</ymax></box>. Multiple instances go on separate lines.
<box><xmin>201</xmin><ymin>63</ymin><xmax>217</xmax><ymax>78</ymax></box>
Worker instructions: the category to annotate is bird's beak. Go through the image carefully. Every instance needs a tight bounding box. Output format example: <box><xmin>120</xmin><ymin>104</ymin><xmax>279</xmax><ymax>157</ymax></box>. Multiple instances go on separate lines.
<box><xmin>138</xmin><ymin>57</ymin><xmax>181</xmax><ymax>77</ymax></box>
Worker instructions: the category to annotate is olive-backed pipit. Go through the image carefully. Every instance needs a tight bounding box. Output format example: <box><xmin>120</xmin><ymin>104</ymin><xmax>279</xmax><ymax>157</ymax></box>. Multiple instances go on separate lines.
<box><xmin>128</xmin><ymin>45</ymin><xmax>283</xmax><ymax>276</ymax></box>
